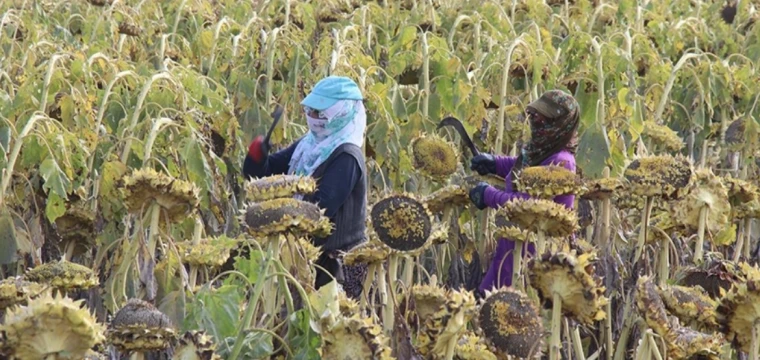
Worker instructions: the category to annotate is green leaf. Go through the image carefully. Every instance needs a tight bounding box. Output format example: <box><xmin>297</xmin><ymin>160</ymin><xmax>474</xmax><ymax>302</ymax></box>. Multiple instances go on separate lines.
<box><xmin>0</xmin><ymin>212</ymin><xmax>17</xmax><ymax>264</ymax></box>
<box><xmin>576</xmin><ymin>124</ymin><xmax>610</xmax><ymax>178</ymax></box>
<box><xmin>226</xmin><ymin>248</ymin><xmax>264</xmax><ymax>285</ymax></box>
<box><xmin>45</xmin><ymin>192</ymin><xmax>66</xmax><ymax>223</ymax></box>
<box><xmin>182</xmin><ymin>137</ymin><xmax>213</xmax><ymax>202</ymax></box>
<box><xmin>184</xmin><ymin>284</ymin><xmax>244</xmax><ymax>341</ymax></box>
<box><xmin>39</xmin><ymin>158</ymin><xmax>70</xmax><ymax>199</ymax></box>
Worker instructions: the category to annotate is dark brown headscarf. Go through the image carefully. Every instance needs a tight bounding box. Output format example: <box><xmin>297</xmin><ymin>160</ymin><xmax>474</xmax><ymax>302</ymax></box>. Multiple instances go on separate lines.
<box><xmin>511</xmin><ymin>90</ymin><xmax>580</xmax><ymax>187</ymax></box>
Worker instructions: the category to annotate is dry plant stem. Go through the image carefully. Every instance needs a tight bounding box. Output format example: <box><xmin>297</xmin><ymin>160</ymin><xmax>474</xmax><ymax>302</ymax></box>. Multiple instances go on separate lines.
<box><xmin>735</xmin><ymin>220</ymin><xmax>746</xmax><ymax>262</ymax></box>
<box><xmin>63</xmin><ymin>240</ymin><xmax>76</xmax><ymax>262</ymax></box>
<box><xmin>647</xmin><ymin>333</ymin><xmax>664</xmax><ymax>360</ymax></box>
<box><xmin>657</xmin><ymin>236</ymin><xmax>669</xmax><ymax>287</ymax></box>
<box><xmin>550</xmin><ymin>292</ymin><xmax>563</xmax><ymax>360</ymax></box>
<box><xmin>537</xmin><ymin>229</ymin><xmax>547</xmax><ymax>255</ymax></box>
<box><xmin>402</xmin><ymin>256</ymin><xmax>414</xmax><ymax>288</ymax></box>
<box><xmin>444</xmin><ymin>336</ymin><xmax>457</xmax><ymax>360</ymax></box>
<box><xmin>512</xmin><ymin>240</ymin><xmax>524</xmax><ymax>290</ymax></box>
<box><xmin>605</xmin><ymin>301</ymin><xmax>613</xmax><ymax>360</ymax></box>
<box><xmin>753</xmin><ymin>321</ymin><xmax>760</xmax><ymax>360</ymax></box>
<box><xmin>129</xmin><ymin>353</ymin><xmax>146</xmax><ymax>360</ymax></box>
<box><xmin>601</xmin><ymin>168</ymin><xmax>612</xmax><ymax>246</ymax></box>
<box><xmin>613</xmin><ymin>301</ymin><xmax>635</xmax><ymax>360</ymax></box>
<box><xmin>634</xmin><ymin>197</ymin><xmax>654</xmax><ymax>263</ymax></box>
<box><xmin>361</xmin><ymin>263</ymin><xmax>377</xmax><ymax>313</ymax></box>
<box><xmin>146</xmin><ymin>202</ymin><xmax>161</xmax><ymax>259</ymax></box>
<box><xmin>572</xmin><ymin>327</ymin><xmax>585</xmax><ymax>360</ymax></box>
<box><xmin>694</xmin><ymin>207</ymin><xmax>708</xmax><ymax>263</ymax></box>
<box><xmin>744</xmin><ymin>218</ymin><xmax>753</xmax><ymax>260</ymax></box>
<box><xmin>377</xmin><ymin>263</ymin><xmax>391</xmax><ymax>334</ymax></box>
<box><xmin>188</xmin><ymin>217</ymin><xmax>203</xmax><ymax>289</ymax></box>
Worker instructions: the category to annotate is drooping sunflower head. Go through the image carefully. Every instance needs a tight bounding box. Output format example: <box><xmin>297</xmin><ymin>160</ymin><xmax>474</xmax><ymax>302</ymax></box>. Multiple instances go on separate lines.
<box><xmin>54</xmin><ymin>204</ymin><xmax>96</xmax><ymax>255</ymax></box>
<box><xmin>343</xmin><ymin>240</ymin><xmax>390</xmax><ymax>265</ymax></box>
<box><xmin>635</xmin><ymin>276</ymin><xmax>672</xmax><ymax>337</ymax></box>
<box><xmin>411</xmin><ymin>133</ymin><xmax>460</xmax><ymax>181</ymax></box>
<box><xmin>676</xmin><ymin>253</ymin><xmax>744</xmax><ymax>299</ymax></box>
<box><xmin>723</xmin><ymin>176</ymin><xmax>760</xmax><ymax>219</ymax></box>
<box><xmin>121</xmin><ymin>168</ymin><xmax>200</xmax><ymax>222</ymax></box>
<box><xmin>176</xmin><ymin>236</ymin><xmax>237</xmax><ymax>268</ymax></box>
<box><xmin>1</xmin><ymin>291</ymin><xmax>105</xmax><ymax>360</ymax></box>
<box><xmin>623</xmin><ymin>155</ymin><xmax>693</xmax><ymax>199</ymax></box>
<box><xmin>172</xmin><ymin>330</ymin><xmax>221</xmax><ymax>360</ymax></box>
<box><xmin>424</xmin><ymin>185</ymin><xmax>469</xmax><ymax>214</ymax></box>
<box><xmin>108</xmin><ymin>298</ymin><xmax>176</xmax><ymax>352</ymax></box>
<box><xmin>320</xmin><ymin>315</ymin><xmax>394</xmax><ymax>360</ymax></box>
<box><xmin>716</xmin><ymin>273</ymin><xmax>760</xmax><ymax>353</ymax></box>
<box><xmin>498</xmin><ymin>198</ymin><xmax>579</xmax><ymax>239</ymax></box>
<box><xmin>725</xmin><ymin>118</ymin><xmax>746</xmax><ymax>151</ymax></box>
<box><xmin>658</xmin><ymin>284</ymin><xmax>718</xmax><ymax>329</ymax></box>
<box><xmin>580</xmin><ymin>177</ymin><xmax>624</xmax><ymax>201</ymax></box>
<box><xmin>408</xmin><ymin>283</ymin><xmax>448</xmax><ymax>322</ymax></box>
<box><xmin>370</xmin><ymin>194</ymin><xmax>433</xmax><ymax>252</ymax></box>
<box><xmin>577</xmin><ymin>198</ymin><xmax>594</xmax><ymax>228</ymax></box>
<box><xmin>515</xmin><ymin>165</ymin><xmax>583</xmax><ymax>198</ymax></box>
<box><xmin>417</xmin><ymin>289</ymin><xmax>478</xmax><ymax>359</ymax></box>
<box><xmin>0</xmin><ymin>277</ymin><xmax>45</xmax><ymax>310</ymax></box>
<box><xmin>23</xmin><ymin>259</ymin><xmax>98</xmax><ymax>292</ymax></box>
<box><xmin>493</xmin><ymin>215</ymin><xmax>533</xmax><ymax>243</ymax></box>
<box><xmin>672</xmin><ymin>168</ymin><xmax>731</xmax><ymax>243</ymax></box>
<box><xmin>527</xmin><ymin>251</ymin><xmax>608</xmax><ymax>325</ymax></box>
<box><xmin>245</xmin><ymin>174</ymin><xmax>317</xmax><ymax>202</ymax></box>
<box><xmin>664</xmin><ymin>325</ymin><xmax>725</xmax><ymax>360</ymax></box>
<box><xmin>478</xmin><ymin>288</ymin><xmax>543</xmax><ymax>359</ymax></box>
<box><xmin>642</xmin><ymin>121</ymin><xmax>685</xmax><ymax>151</ymax></box>
<box><xmin>240</xmin><ymin>198</ymin><xmax>332</xmax><ymax>239</ymax></box>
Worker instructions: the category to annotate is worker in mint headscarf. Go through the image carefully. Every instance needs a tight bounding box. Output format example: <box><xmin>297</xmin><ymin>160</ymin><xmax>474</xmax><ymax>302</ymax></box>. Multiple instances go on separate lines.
<box><xmin>243</xmin><ymin>76</ymin><xmax>368</xmax><ymax>299</ymax></box>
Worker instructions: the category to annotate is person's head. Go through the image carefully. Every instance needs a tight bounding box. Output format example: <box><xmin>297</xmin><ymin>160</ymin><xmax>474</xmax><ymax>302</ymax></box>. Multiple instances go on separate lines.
<box><xmin>520</xmin><ymin>90</ymin><xmax>581</xmax><ymax>166</ymax></box>
<box><xmin>300</xmin><ymin>76</ymin><xmax>366</xmax><ymax>140</ymax></box>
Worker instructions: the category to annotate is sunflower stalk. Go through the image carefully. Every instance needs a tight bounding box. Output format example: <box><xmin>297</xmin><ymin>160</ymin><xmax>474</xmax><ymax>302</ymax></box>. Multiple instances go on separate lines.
<box><xmin>512</xmin><ymin>240</ymin><xmax>523</xmax><ymax>290</ymax></box>
<box><xmin>0</xmin><ymin>114</ymin><xmax>47</xmax><ymax>209</ymax></box>
<box><xmin>633</xmin><ymin>197</ymin><xmax>655</xmax><ymax>263</ymax></box>
<box><xmin>657</xmin><ymin>236</ymin><xmax>669</xmax><ymax>287</ymax></box>
<box><xmin>265</xmin><ymin>28</ymin><xmax>280</xmax><ymax>107</ymax></box>
<box><xmin>377</xmin><ymin>262</ymin><xmax>390</xmax><ymax>334</ymax></box>
<box><xmin>572</xmin><ymin>327</ymin><xmax>585</xmax><ymax>360</ymax></box>
<box><xmin>550</xmin><ymin>292</ymin><xmax>563</xmax><ymax>360</ymax></box>
<box><xmin>694</xmin><ymin>207</ymin><xmax>708</xmax><ymax>263</ymax></box>
<box><xmin>361</xmin><ymin>263</ymin><xmax>377</xmax><ymax>313</ymax></box>
<box><xmin>188</xmin><ymin>217</ymin><xmax>203</xmax><ymax>290</ymax></box>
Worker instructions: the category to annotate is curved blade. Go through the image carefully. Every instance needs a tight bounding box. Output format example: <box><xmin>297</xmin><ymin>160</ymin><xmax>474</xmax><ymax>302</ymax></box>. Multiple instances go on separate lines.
<box><xmin>437</xmin><ymin>116</ymin><xmax>480</xmax><ymax>156</ymax></box>
<box><xmin>264</xmin><ymin>104</ymin><xmax>284</xmax><ymax>148</ymax></box>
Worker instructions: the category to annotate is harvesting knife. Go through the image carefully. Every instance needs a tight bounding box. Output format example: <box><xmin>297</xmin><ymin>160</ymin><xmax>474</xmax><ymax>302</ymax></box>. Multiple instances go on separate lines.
<box><xmin>437</xmin><ymin>116</ymin><xmax>480</xmax><ymax>156</ymax></box>
<box><xmin>263</xmin><ymin>104</ymin><xmax>284</xmax><ymax>148</ymax></box>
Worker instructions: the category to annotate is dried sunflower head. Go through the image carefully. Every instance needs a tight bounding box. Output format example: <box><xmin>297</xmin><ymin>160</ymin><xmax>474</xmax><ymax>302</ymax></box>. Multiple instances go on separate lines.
<box><xmin>320</xmin><ymin>315</ymin><xmax>394</xmax><ymax>360</ymax></box>
<box><xmin>1</xmin><ymin>291</ymin><xmax>105</xmax><ymax>360</ymax></box>
<box><xmin>454</xmin><ymin>333</ymin><xmax>498</xmax><ymax>360</ymax></box>
<box><xmin>424</xmin><ymin>185</ymin><xmax>469</xmax><ymax>213</ymax></box>
<box><xmin>343</xmin><ymin>240</ymin><xmax>390</xmax><ymax>265</ymax></box>
<box><xmin>417</xmin><ymin>289</ymin><xmax>477</xmax><ymax>359</ymax></box>
<box><xmin>478</xmin><ymin>288</ymin><xmax>543</xmax><ymax>359</ymax></box>
<box><xmin>497</xmin><ymin>198</ymin><xmax>579</xmax><ymax>239</ymax></box>
<box><xmin>108</xmin><ymin>298</ymin><xmax>176</xmax><ymax>352</ymax></box>
<box><xmin>528</xmin><ymin>251</ymin><xmax>608</xmax><ymax>325</ymax></box>
<box><xmin>664</xmin><ymin>325</ymin><xmax>725</xmax><ymax>360</ymax></box>
<box><xmin>408</xmin><ymin>282</ymin><xmax>448</xmax><ymax>322</ymax></box>
<box><xmin>515</xmin><ymin>165</ymin><xmax>583</xmax><ymax>198</ymax></box>
<box><xmin>240</xmin><ymin>198</ymin><xmax>332</xmax><ymax>238</ymax></box>
<box><xmin>725</xmin><ymin>118</ymin><xmax>746</xmax><ymax>152</ymax></box>
<box><xmin>121</xmin><ymin>168</ymin><xmax>200</xmax><ymax>222</ymax></box>
<box><xmin>245</xmin><ymin>174</ymin><xmax>317</xmax><ymax>202</ymax></box>
<box><xmin>635</xmin><ymin>276</ymin><xmax>672</xmax><ymax>337</ymax></box>
<box><xmin>23</xmin><ymin>259</ymin><xmax>98</xmax><ymax>292</ymax></box>
<box><xmin>370</xmin><ymin>194</ymin><xmax>433</xmax><ymax>252</ymax></box>
<box><xmin>117</xmin><ymin>22</ymin><xmax>141</xmax><ymax>36</ymax></box>
<box><xmin>493</xmin><ymin>216</ymin><xmax>533</xmax><ymax>242</ymax></box>
<box><xmin>411</xmin><ymin>134</ymin><xmax>460</xmax><ymax>181</ymax></box>
<box><xmin>0</xmin><ymin>277</ymin><xmax>45</xmax><ymax>310</ymax></box>
<box><xmin>623</xmin><ymin>155</ymin><xmax>693</xmax><ymax>199</ymax></box>
<box><xmin>672</xmin><ymin>168</ymin><xmax>731</xmax><ymax>244</ymax></box>
<box><xmin>176</xmin><ymin>236</ymin><xmax>237</xmax><ymax>268</ymax></box>
<box><xmin>658</xmin><ymin>285</ymin><xmax>718</xmax><ymax>329</ymax></box>
<box><xmin>54</xmin><ymin>204</ymin><xmax>96</xmax><ymax>255</ymax></box>
<box><xmin>577</xmin><ymin>198</ymin><xmax>594</xmax><ymax>228</ymax></box>
<box><xmin>172</xmin><ymin>330</ymin><xmax>220</xmax><ymax>360</ymax></box>
<box><xmin>642</xmin><ymin>121</ymin><xmax>685</xmax><ymax>151</ymax></box>
<box><xmin>581</xmin><ymin>177</ymin><xmax>623</xmax><ymax>201</ymax></box>
<box><xmin>716</xmin><ymin>270</ymin><xmax>760</xmax><ymax>352</ymax></box>
<box><xmin>676</xmin><ymin>253</ymin><xmax>744</xmax><ymax>299</ymax></box>
<box><xmin>723</xmin><ymin>176</ymin><xmax>760</xmax><ymax>219</ymax></box>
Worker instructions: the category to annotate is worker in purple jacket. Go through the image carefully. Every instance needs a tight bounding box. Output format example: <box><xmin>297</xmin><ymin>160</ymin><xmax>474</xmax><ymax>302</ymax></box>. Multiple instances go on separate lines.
<box><xmin>468</xmin><ymin>90</ymin><xmax>580</xmax><ymax>294</ymax></box>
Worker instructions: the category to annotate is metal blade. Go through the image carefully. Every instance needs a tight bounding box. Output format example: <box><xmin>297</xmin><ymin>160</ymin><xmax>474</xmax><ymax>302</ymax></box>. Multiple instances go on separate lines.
<box><xmin>263</xmin><ymin>104</ymin><xmax>284</xmax><ymax>148</ymax></box>
<box><xmin>437</xmin><ymin>116</ymin><xmax>480</xmax><ymax>156</ymax></box>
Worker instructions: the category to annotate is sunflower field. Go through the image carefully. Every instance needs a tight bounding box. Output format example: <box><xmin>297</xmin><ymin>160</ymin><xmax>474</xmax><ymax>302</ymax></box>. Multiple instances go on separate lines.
<box><xmin>1</xmin><ymin>0</ymin><xmax>760</xmax><ymax>359</ymax></box>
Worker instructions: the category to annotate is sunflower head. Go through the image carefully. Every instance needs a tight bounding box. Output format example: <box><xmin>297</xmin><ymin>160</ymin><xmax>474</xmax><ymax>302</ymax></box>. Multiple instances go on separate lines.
<box><xmin>320</xmin><ymin>315</ymin><xmax>394</xmax><ymax>360</ymax></box>
<box><xmin>343</xmin><ymin>240</ymin><xmax>390</xmax><ymax>265</ymax></box>
<box><xmin>580</xmin><ymin>177</ymin><xmax>623</xmax><ymax>201</ymax></box>
<box><xmin>672</xmin><ymin>168</ymin><xmax>731</xmax><ymax>243</ymax></box>
<box><xmin>725</xmin><ymin>118</ymin><xmax>746</xmax><ymax>151</ymax></box>
<box><xmin>54</xmin><ymin>204</ymin><xmax>96</xmax><ymax>255</ymax></box>
<box><xmin>623</xmin><ymin>155</ymin><xmax>693</xmax><ymax>199</ymax></box>
<box><xmin>497</xmin><ymin>198</ymin><xmax>579</xmax><ymax>239</ymax></box>
<box><xmin>176</xmin><ymin>236</ymin><xmax>237</xmax><ymax>268</ymax></box>
<box><xmin>121</xmin><ymin>168</ymin><xmax>200</xmax><ymax>222</ymax></box>
<box><xmin>1</xmin><ymin>291</ymin><xmax>105</xmax><ymax>360</ymax></box>
<box><xmin>515</xmin><ymin>165</ymin><xmax>583</xmax><ymax>198</ymax></box>
<box><xmin>676</xmin><ymin>253</ymin><xmax>744</xmax><ymax>299</ymax></box>
<box><xmin>173</xmin><ymin>330</ymin><xmax>221</xmax><ymax>360</ymax></box>
<box><xmin>716</xmin><ymin>269</ymin><xmax>760</xmax><ymax>352</ymax></box>
<box><xmin>23</xmin><ymin>260</ymin><xmax>98</xmax><ymax>291</ymax></box>
<box><xmin>417</xmin><ymin>289</ymin><xmax>478</xmax><ymax>358</ymax></box>
<box><xmin>408</xmin><ymin>282</ymin><xmax>448</xmax><ymax>322</ymax></box>
<box><xmin>108</xmin><ymin>298</ymin><xmax>176</xmax><ymax>352</ymax></box>
<box><xmin>642</xmin><ymin>121</ymin><xmax>685</xmax><ymax>151</ymax></box>
<box><xmin>411</xmin><ymin>133</ymin><xmax>460</xmax><ymax>181</ymax></box>
<box><xmin>658</xmin><ymin>284</ymin><xmax>718</xmax><ymax>329</ymax></box>
<box><xmin>245</xmin><ymin>174</ymin><xmax>317</xmax><ymax>202</ymax></box>
<box><xmin>240</xmin><ymin>198</ymin><xmax>333</xmax><ymax>238</ymax></box>
<box><xmin>454</xmin><ymin>333</ymin><xmax>498</xmax><ymax>360</ymax></box>
<box><xmin>370</xmin><ymin>194</ymin><xmax>433</xmax><ymax>252</ymax></box>
<box><xmin>478</xmin><ymin>288</ymin><xmax>543</xmax><ymax>359</ymax></box>
<box><xmin>424</xmin><ymin>185</ymin><xmax>469</xmax><ymax>214</ymax></box>
<box><xmin>0</xmin><ymin>277</ymin><xmax>45</xmax><ymax>310</ymax></box>
<box><xmin>635</xmin><ymin>276</ymin><xmax>672</xmax><ymax>337</ymax></box>
<box><xmin>527</xmin><ymin>251</ymin><xmax>608</xmax><ymax>325</ymax></box>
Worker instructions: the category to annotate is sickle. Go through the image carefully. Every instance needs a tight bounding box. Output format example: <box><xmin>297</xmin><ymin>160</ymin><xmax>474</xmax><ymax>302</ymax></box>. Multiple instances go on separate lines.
<box><xmin>436</xmin><ymin>116</ymin><xmax>480</xmax><ymax>156</ymax></box>
<box><xmin>263</xmin><ymin>104</ymin><xmax>284</xmax><ymax>148</ymax></box>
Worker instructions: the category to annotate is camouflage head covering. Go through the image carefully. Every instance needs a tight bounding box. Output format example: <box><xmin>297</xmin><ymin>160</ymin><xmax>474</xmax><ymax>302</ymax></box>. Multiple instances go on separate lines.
<box><xmin>511</xmin><ymin>90</ymin><xmax>580</xmax><ymax>185</ymax></box>
<box><xmin>522</xmin><ymin>90</ymin><xmax>580</xmax><ymax>166</ymax></box>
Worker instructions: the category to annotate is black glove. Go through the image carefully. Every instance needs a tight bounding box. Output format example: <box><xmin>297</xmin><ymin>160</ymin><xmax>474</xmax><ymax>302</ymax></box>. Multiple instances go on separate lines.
<box><xmin>470</xmin><ymin>153</ymin><xmax>496</xmax><ymax>175</ymax></box>
<box><xmin>469</xmin><ymin>182</ymin><xmax>490</xmax><ymax>210</ymax></box>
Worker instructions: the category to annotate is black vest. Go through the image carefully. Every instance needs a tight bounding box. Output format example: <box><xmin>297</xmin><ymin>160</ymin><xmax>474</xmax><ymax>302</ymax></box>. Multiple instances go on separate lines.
<box><xmin>303</xmin><ymin>143</ymin><xmax>368</xmax><ymax>251</ymax></box>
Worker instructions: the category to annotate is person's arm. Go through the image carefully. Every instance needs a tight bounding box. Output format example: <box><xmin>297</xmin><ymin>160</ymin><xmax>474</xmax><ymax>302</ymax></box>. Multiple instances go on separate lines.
<box><xmin>242</xmin><ymin>139</ymin><xmax>300</xmax><ymax>179</ymax></box>
<box><xmin>493</xmin><ymin>155</ymin><xmax>518</xmax><ymax>178</ymax></box>
<box><xmin>482</xmin><ymin>185</ymin><xmax>530</xmax><ymax>208</ymax></box>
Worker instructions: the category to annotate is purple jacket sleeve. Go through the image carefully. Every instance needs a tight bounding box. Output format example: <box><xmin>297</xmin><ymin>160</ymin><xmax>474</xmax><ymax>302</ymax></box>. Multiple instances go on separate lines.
<box><xmin>483</xmin><ymin>151</ymin><xmax>577</xmax><ymax>209</ymax></box>
<box><xmin>494</xmin><ymin>155</ymin><xmax>518</xmax><ymax>178</ymax></box>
